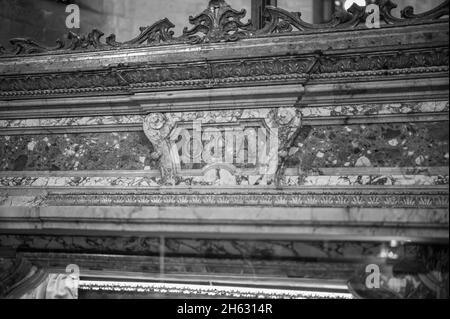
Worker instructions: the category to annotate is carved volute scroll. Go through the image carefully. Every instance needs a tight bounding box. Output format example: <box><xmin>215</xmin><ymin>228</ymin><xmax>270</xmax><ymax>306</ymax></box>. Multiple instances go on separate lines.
<box><xmin>0</xmin><ymin>0</ymin><xmax>448</xmax><ymax>56</ymax></box>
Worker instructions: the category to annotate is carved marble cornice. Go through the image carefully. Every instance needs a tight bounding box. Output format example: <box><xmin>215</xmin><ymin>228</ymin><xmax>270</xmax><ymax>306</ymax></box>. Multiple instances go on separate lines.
<box><xmin>0</xmin><ymin>47</ymin><xmax>447</xmax><ymax>99</ymax></box>
<box><xmin>0</xmin><ymin>0</ymin><xmax>448</xmax><ymax>56</ymax></box>
<box><xmin>42</xmin><ymin>191</ymin><xmax>449</xmax><ymax>209</ymax></box>
<box><xmin>0</xmin><ymin>56</ymin><xmax>315</xmax><ymax>98</ymax></box>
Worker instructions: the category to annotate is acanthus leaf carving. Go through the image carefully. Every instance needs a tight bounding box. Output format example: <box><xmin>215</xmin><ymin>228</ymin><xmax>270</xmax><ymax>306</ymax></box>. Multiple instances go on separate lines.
<box><xmin>260</xmin><ymin>0</ymin><xmax>449</xmax><ymax>34</ymax></box>
<box><xmin>0</xmin><ymin>48</ymin><xmax>448</xmax><ymax>97</ymax></box>
<box><xmin>181</xmin><ymin>0</ymin><xmax>253</xmax><ymax>44</ymax></box>
<box><xmin>258</xmin><ymin>4</ymin><xmax>364</xmax><ymax>34</ymax></box>
<box><xmin>106</xmin><ymin>18</ymin><xmax>176</xmax><ymax>47</ymax></box>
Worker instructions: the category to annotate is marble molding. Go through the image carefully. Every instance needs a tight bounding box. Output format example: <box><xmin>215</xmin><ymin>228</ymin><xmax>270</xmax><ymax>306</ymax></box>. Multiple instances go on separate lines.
<box><xmin>0</xmin><ymin>174</ymin><xmax>448</xmax><ymax>189</ymax></box>
<box><xmin>76</xmin><ymin>281</ymin><xmax>352</xmax><ymax>299</ymax></box>
<box><xmin>1</xmin><ymin>189</ymin><xmax>448</xmax><ymax>209</ymax></box>
<box><xmin>0</xmin><ymin>235</ymin><xmax>388</xmax><ymax>258</ymax></box>
<box><xmin>0</xmin><ymin>101</ymin><xmax>447</xmax><ymax>130</ymax></box>
<box><xmin>0</xmin><ymin>205</ymin><xmax>448</xmax><ymax>241</ymax></box>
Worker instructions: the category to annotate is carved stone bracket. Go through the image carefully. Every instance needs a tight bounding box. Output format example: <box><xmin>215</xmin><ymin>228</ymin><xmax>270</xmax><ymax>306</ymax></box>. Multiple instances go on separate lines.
<box><xmin>143</xmin><ymin>108</ymin><xmax>302</xmax><ymax>186</ymax></box>
<box><xmin>0</xmin><ymin>0</ymin><xmax>448</xmax><ymax>56</ymax></box>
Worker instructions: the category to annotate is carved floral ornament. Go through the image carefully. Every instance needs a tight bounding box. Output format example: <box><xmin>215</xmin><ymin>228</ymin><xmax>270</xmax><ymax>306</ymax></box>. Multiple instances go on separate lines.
<box><xmin>0</xmin><ymin>0</ymin><xmax>448</xmax><ymax>56</ymax></box>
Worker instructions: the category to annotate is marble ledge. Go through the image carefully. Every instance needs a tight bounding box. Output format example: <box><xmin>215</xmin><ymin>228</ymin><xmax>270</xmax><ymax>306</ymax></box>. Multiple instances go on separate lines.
<box><xmin>0</xmin><ymin>101</ymin><xmax>448</xmax><ymax>129</ymax></box>
<box><xmin>0</xmin><ymin>174</ymin><xmax>448</xmax><ymax>188</ymax></box>
<box><xmin>2</xmin><ymin>235</ymin><xmax>441</xmax><ymax>265</ymax></box>
<box><xmin>0</xmin><ymin>234</ymin><xmax>423</xmax><ymax>260</ymax></box>
<box><xmin>0</xmin><ymin>206</ymin><xmax>448</xmax><ymax>241</ymax></box>
<box><xmin>1</xmin><ymin>190</ymin><xmax>448</xmax><ymax>210</ymax></box>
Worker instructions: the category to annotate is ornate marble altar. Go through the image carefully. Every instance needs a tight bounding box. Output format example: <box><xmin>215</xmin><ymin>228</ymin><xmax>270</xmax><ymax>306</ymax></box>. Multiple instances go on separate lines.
<box><xmin>0</xmin><ymin>0</ymin><xmax>448</xmax><ymax>298</ymax></box>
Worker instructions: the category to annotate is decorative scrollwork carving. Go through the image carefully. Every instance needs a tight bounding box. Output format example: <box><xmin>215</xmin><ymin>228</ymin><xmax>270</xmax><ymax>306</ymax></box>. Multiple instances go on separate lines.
<box><xmin>7</xmin><ymin>29</ymin><xmax>106</xmax><ymax>55</ymax></box>
<box><xmin>260</xmin><ymin>0</ymin><xmax>449</xmax><ymax>34</ymax></box>
<box><xmin>383</xmin><ymin>0</ymin><xmax>449</xmax><ymax>23</ymax></box>
<box><xmin>258</xmin><ymin>5</ymin><xmax>363</xmax><ymax>34</ymax></box>
<box><xmin>106</xmin><ymin>18</ymin><xmax>176</xmax><ymax>47</ymax></box>
<box><xmin>0</xmin><ymin>0</ymin><xmax>448</xmax><ymax>56</ymax></box>
<box><xmin>9</xmin><ymin>38</ymin><xmax>64</xmax><ymax>55</ymax></box>
<box><xmin>181</xmin><ymin>0</ymin><xmax>252</xmax><ymax>44</ymax></box>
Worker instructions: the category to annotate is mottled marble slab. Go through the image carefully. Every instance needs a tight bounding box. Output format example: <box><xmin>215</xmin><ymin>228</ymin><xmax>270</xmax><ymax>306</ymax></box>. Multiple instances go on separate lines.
<box><xmin>0</xmin><ymin>132</ymin><xmax>157</xmax><ymax>171</ymax></box>
<box><xmin>288</xmin><ymin>121</ymin><xmax>449</xmax><ymax>169</ymax></box>
<box><xmin>1</xmin><ymin>121</ymin><xmax>448</xmax><ymax>172</ymax></box>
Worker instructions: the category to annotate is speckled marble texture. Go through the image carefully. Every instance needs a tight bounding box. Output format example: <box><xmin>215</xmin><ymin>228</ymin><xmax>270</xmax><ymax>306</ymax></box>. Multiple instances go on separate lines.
<box><xmin>0</xmin><ymin>132</ymin><xmax>156</xmax><ymax>171</ymax></box>
<box><xmin>1</xmin><ymin>122</ymin><xmax>447</xmax><ymax>175</ymax></box>
<box><xmin>287</xmin><ymin>122</ymin><xmax>449</xmax><ymax>169</ymax></box>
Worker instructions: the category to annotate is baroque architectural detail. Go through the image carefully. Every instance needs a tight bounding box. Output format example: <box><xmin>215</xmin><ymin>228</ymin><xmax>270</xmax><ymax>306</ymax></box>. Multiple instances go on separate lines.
<box><xmin>142</xmin><ymin>108</ymin><xmax>302</xmax><ymax>186</ymax></box>
<box><xmin>312</xmin><ymin>48</ymin><xmax>449</xmax><ymax>75</ymax></box>
<box><xmin>42</xmin><ymin>192</ymin><xmax>449</xmax><ymax>209</ymax></box>
<box><xmin>106</xmin><ymin>18</ymin><xmax>176</xmax><ymax>47</ymax></box>
<box><xmin>0</xmin><ymin>56</ymin><xmax>314</xmax><ymax>98</ymax></box>
<box><xmin>0</xmin><ymin>48</ymin><xmax>447</xmax><ymax>98</ymax></box>
<box><xmin>260</xmin><ymin>0</ymin><xmax>449</xmax><ymax>34</ymax></box>
<box><xmin>181</xmin><ymin>0</ymin><xmax>253</xmax><ymax>44</ymax></box>
<box><xmin>0</xmin><ymin>0</ymin><xmax>448</xmax><ymax>56</ymax></box>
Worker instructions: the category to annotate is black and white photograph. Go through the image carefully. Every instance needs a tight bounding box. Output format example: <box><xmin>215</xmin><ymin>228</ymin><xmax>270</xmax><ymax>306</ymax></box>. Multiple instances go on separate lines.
<box><xmin>0</xmin><ymin>0</ymin><xmax>448</xmax><ymax>304</ymax></box>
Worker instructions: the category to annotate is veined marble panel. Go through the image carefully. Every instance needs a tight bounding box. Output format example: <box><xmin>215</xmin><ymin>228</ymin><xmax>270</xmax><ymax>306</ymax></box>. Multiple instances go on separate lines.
<box><xmin>0</xmin><ymin>115</ymin><xmax>143</xmax><ymax>128</ymax></box>
<box><xmin>0</xmin><ymin>102</ymin><xmax>447</xmax><ymax>131</ymax></box>
<box><xmin>300</xmin><ymin>101</ymin><xmax>449</xmax><ymax>118</ymax></box>
<box><xmin>0</xmin><ymin>234</ymin><xmax>420</xmax><ymax>261</ymax></box>
<box><xmin>0</xmin><ymin>206</ymin><xmax>447</xmax><ymax>240</ymax></box>
<box><xmin>3</xmin><ymin>236</ymin><xmax>445</xmax><ymax>281</ymax></box>
<box><xmin>0</xmin><ymin>174</ymin><xmax>447</xmax><ymax>188</ymax></box>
